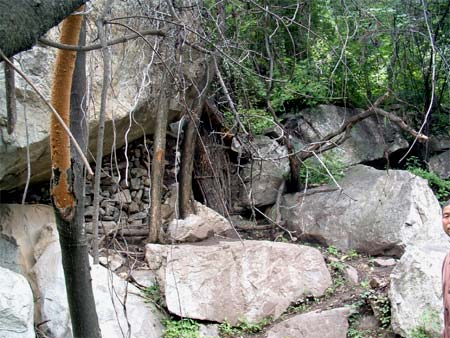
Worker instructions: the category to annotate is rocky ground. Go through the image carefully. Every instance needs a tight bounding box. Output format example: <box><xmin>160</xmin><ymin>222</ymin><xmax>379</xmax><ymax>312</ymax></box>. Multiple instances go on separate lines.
<box><xmin>102</xmin><ymin>225</ymin><xmax>398</xmax><ymax>338</ymax></box>
<box><xmin>221</xmin><ymin>226</ymin><xmax>396</xmax><ymax>337</ymax></box>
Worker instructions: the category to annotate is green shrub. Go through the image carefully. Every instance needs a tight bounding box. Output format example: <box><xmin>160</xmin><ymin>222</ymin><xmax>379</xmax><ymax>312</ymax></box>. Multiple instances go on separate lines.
<box><xmin>299</xmin><ymin>151</ymin><xmax>346</xmax><ymax>186</ymax></box>
<box><xmin>164</xmin><ymin>318</ymin><xmax>199</xmax><ymax>338</ymax></box>
<box><xmin>224</xmin><ymin>108</ymin><xmax>275</xmax><ymax>135</ymax></box>
<box><xmin>219</xmin><ymin>318</ymin><xmax>271</xmax><ymax>337</ymax></box>
<box><xmin>406</xmin><ymin>156</ymin><xmax>450</xmax><ymax>203</ymax></box>
<box><xmin>142</xmin><ymin>284</ymin><xmax>163</xmax><ymax>306</ymax></box>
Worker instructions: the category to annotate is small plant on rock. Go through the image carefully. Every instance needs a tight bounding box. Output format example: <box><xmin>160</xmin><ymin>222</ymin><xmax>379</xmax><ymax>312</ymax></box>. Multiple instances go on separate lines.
<box><xmin>164</xmin><ymin>318</ymin><xmax>199</xmax><ymax>338</ymax></box>
<box><xmin>327</xmin><ymin>245</ymin><xmax>340</xmax><ymax>257</ymax></box>
<box><xmin>142</xmin><ymin>283</ymin><xmax>163</xmax><ymax>307</ymax></box>
<box><xmin>410</xmin><ymin>309</ymin><xmax>441</xmax><ymax>338</ymax></box>
<box><xmin>360</xmin><ymin>290</ymin><xmax>391</xmax><ymax>328</ymax></box>
<box><xmin>219</xmin><ymin>317</ymin><xmax>272</xmax><ymax>338</ymax></box>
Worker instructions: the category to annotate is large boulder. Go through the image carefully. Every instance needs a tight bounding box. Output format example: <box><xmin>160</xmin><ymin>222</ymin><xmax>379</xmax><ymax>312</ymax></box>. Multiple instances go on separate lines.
<box><xmin>166</xmin><ymin>202</ymin><xmax>233</xmax><ymax>242</ymax></box>
<box><xmin>145</xmin><ymin>240</ymin><xmax>332</xmax><ymax>324</ymax></box>
<box><xmin>429</xmin><ymin>149</ymin><xmax>450</xmax><ymax>179</ymax></box>
<box><xmin>429</xmin><ymin>135</ymin><xmax>450</xmax><ymax>153</ymax></box>
<box><xmin>0</xmin><ymin>204</ymin><xmax>55</xmax><ymax>275</ymax></box>
<box><xmin>281</xmin><ymin>165</ymin><xmax>444</xmax><ymax>256</ymax></box>
<box><xmin>0</xmin><ymin>266</ymin><xmax>35</xmax><ymax>338</ymax></box>
<box><xmin>389</xmin><ymin>242</ymin><xmax>449</xmax><ymax>337</ymax></box>
<box><xmin>263</xmin><ymin>307</ymin><xmax>350</xmax><ymax>338</ymax></box>
<box><xmin>32</xmin><ymin>241</ymin><xmax>164</xmax><ymax>338</ymax></box>
<box><xmin>233</xmin><ymin>136</ymin><xmax>290</xmax><ymax>209</ymax></box>
<box><xmin>284</xmin><ymin>105</ymin><xmax>409</xmax><ymax>166</ymax></box>
<box><xmin>0</xmin><ymin>0</ymin><xmax>208</xmax><ymax>190</ymax></box>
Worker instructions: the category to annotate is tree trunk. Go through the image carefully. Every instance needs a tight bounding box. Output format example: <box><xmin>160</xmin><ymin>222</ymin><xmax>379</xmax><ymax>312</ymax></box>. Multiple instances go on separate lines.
<box><xmin>149</xmin><ymin>80</ymin><xmax>169</xmax><ymax>242</ymax></box>
<box><xmin>50</xmin><ymin>10</ymin><xmax>101</xmax><ymax>338</ymax></box>
<box><xmin>178</xmin><ymin>58</ymin><xmax>215</xmax><ymax>218</ymax></box>
<box><xmin>179</xmin><ymin>114</ymin><xmax>198</xmax><ymax>218</ymax></box>
<box><xmin>0</xmin><ymin>0</ymin><xmax>87</xmax><ymax>58</ymax></box>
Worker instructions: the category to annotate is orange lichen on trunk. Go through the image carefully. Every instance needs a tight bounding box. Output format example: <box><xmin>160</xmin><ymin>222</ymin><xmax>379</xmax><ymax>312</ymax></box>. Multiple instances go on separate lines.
<box><xmin>155</xmin><ymin>149</ymin><xmax>164</xmax><ymax>162</ymax></box>
<box><xmin>50</xmin><ymin>7</ymin><xmax>84</xmax><ymax>218</ymax></box>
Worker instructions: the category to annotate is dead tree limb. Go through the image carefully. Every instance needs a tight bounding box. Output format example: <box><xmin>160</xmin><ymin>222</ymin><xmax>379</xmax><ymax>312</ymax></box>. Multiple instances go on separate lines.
<box><xmin>4</xmin><ymin>61</ymin><xmax>16</xmax><ymax>134</ymax></box>
<box><xmin>149</xmin><ymin>74</ymin><xmax>170</xmax><ymax>242</ymax></box>
<box><xmin>298</xmin><ymin>91</ymin><xmax>428</xmax><ymax>160</ymax></box>
<box><xmin>38</xmin><ymin>29</ymin><xmax>166</xmax><ymax>52</ymax></box>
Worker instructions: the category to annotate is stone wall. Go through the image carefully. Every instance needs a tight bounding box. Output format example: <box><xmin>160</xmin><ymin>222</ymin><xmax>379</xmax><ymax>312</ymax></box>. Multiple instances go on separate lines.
<box><xmin>83</xmin><ymin>136</ymin><xmax>176</xmax><ymax>242</ymax></box>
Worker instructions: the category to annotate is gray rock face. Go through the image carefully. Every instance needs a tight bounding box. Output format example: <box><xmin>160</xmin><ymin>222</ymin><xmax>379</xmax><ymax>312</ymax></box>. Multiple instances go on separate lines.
<box><xmin>0</xmin><ymin>234</ymin><xmax>19</xmax><ymax>273</ymax></box>
<box><xmin>429</xmin><ymin>149</ymin><xmax>450</xmax><ymax>179</ymax></box>
<box><xmin>284</xmin><ymin>105</ymin><xmax>409</xmax><ymax>166</ymax></box>
<box><xmin>0</xmin><ymin>267</ymin><xmax>35</xmax><ymax>338</ymax></box>
<box><xmin>32</xmin><ymin>241</ymin><xmax>164</xmax><ymax>338</ymax></box>
<box><xmin>0</xmin><ymin>0</ymin><xmax>208</xmax><ymax>190</ymax></box>
<box><xmin>281</xmin><ymin>165</ymin><xmax>444</xmax><ymax>256</ymax></box>
<box><xmin>0</xmin><ymin>204</ymin><xmax>55</xmax><ymax>274</ymax></box>
<box><xmin>166</xmin><ymin>202</ymin><xmax>233</xmax><ymax>242</ymax></box>
<box><xmin>429</xmin><ymin>135</ymin><xmax>450</xmax><ymax>153</ymax></box>
<box><xmin>263</xmin><ymin>307</ymin><xmax>350</xmax><ymax>338</ymax></box>
<box><xmin>389</xmin><ymin>242</ymin><xmax>449</xmax><ymax>337</ymax></box>
<box><xmin>145</xmin><ymin>240</ymin><xmax>332</xmax><ymax>324</ymax></box>
<box><xmin>235</xmin><ymin>136</ymin><xmax>290</xmax><ymax>209</ymax></box>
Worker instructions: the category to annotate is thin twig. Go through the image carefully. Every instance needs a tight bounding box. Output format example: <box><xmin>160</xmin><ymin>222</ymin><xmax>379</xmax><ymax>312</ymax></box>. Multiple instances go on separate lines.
<box><xmin>21</xmin><ymin>100</ymin><xmax>31</xmax><ymax>204</ymax></box>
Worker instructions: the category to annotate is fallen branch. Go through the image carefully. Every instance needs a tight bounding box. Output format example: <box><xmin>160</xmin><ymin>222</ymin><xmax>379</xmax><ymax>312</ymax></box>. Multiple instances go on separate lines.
<box><xmin>299</xmin><ymin>91</ymin><xmax>427</xmax><ymax>160</ymax></box>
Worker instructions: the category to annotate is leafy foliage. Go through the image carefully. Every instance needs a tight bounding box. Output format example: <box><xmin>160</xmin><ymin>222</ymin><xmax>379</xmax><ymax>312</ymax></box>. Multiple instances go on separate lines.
<box><xmin>210</xmin><ymin>0</ymin><xmax>450</xmax><ymax>134</ymax></box>
<box><xmin>142</xmin><ymin>284</ymin><xmax>163</xmax><ymax>306</ymax></box>
<box><xmin>225</xmin><ymin>108</ymin><xmax>275</xmax><ymax>135</ymax></box>
<box><xmin>360</xmin><ymin>290</ymin><xmax>391</xmax><ymax>328</ymax></box>
<box><xmin>299</xmin><ymin>152</ymin><xmax>346</xmax><ymax>186</ymax></box>
<box><xmin>406</xmin><ymin>156</ymin><xmax>450</xmax><ymax>203</ymax></box>
<box><xmin>219</xmin><ymin>318</ymin><xmax>272</xmax><ymax>338</ymax></box>
<box><xmin>163</xmin><ymin>318</ymin><xmax>199</xmax><ymax>338</ymax></box>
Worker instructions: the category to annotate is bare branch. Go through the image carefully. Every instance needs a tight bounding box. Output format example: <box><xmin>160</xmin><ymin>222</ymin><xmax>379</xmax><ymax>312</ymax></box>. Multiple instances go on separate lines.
<box><xmin>92</xmin><ymin>0</ymin><xmax>114</xmax><ymax>264</ymax></box>
<box><xmin>38</xmin><ymin>28</ymin><xmax>166</xmax><ymax>51</ymax></box>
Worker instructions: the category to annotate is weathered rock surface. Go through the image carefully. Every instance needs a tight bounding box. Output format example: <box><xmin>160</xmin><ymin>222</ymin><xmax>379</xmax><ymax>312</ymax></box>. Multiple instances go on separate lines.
<box><xmin>284</xmin><ymin>105</ymin><xmax>409</xmax><ymax>166</ymax></box>
<box><xmin>263</xmin><ymin>307</ymin><xmax>350</xmax><ymax>338</ymax></box>
<box><xmin>145</xmin><ymin>240</ymin><xmax>332</xmax><ymax>324</ymax></box>
<box><xmin>198</xmin><ymin>324</ymin><xmax>220</xmax><ymax>338</ymax></box>
<box><xmin>234</xmin><ymin>136</ymin><xmax>290</xmax><ymax>209</ymax></box>
<box><xmin>281</xmin><ymin>165</ymin><xmax>444</xmax><ymax>256</ymax></box>
<box><xmin>166</xmin><ymin>202</ymin><xmax>233</xmax><ymax>242</ymax></box>
<box><xmin>32</xmin><ymin>241</ymin><xmax>164</xmax><ymax>338</ymax></box>
<box><xmin>0</xmin><ymin>234</ymin><xmax>20</xmax><ymax>273</ymax></box>
<box><xmin>0</xmin><ymin>204</ymin><xmax>55</xmax><ymax>274</ymax></box>
<box><xmin>0</xmin><ymin>266</ymin><xmax>35</xmax><ymax>338</ymax></box>
<box><xmin>429</xmin><ymin>135</ymin><xmax>450</xmax><ymax>153</ymax></box>
<box><xmin>0</xmin><ymin>0</ymin><xmax>208</xmax><ymax>190</ymax></box>
<box><xmin>429</xmin><ymin>149</ymin><xmax>450</xmax><ymax>179</ymax></box>
<box><xmin>389</xmin><ymin>242</ymin><xmax>449</xmax><ymax>337</ymax></box>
